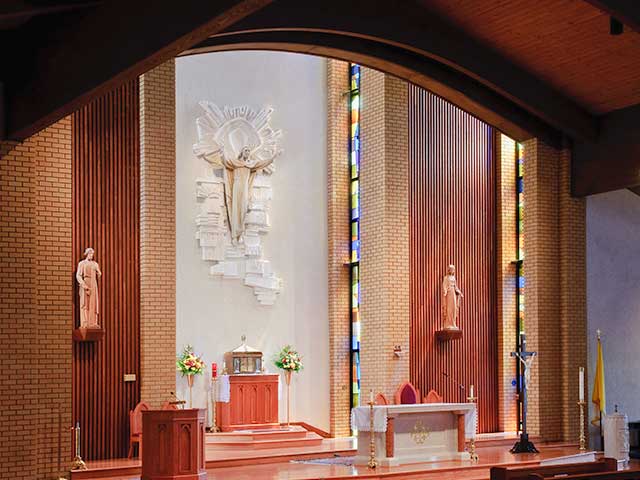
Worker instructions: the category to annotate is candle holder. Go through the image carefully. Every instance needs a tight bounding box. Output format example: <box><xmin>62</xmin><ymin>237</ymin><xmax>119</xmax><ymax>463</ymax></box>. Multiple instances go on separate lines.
<box><xmin>210</xmin><ymin>376</ymin><xmax>220</xmax><ymax>433</ymax></box>
<box><xmin>467</xmin><ymin>388</ymin><xmax>479</xmax><ymax>462</ymax></box>
<box><xmin>367</xmin><ymin>398</ymin><xmax>378</xmax><ymax>469</ymax></box>
<box><xmin>70</xmin><ymin>423</ymin><xmax>87</xmax><ymax>471</ymax></box>
<box><xmin>578</xmin><ymin>400</ymin><xmax>586</xmax><ymax>451</ymax></box>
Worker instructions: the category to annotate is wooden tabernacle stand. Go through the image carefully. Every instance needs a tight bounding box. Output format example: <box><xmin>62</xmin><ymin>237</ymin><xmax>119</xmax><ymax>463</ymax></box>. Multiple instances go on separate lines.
<box><xmin>217</xmin><ymin>374</ymin><xmax>279</xmax><ymax>431</ymax></box>
<box><xmin>141</xmin><ymin>408</ymin><xmax>206</xmax><ymax>480</ymax></box>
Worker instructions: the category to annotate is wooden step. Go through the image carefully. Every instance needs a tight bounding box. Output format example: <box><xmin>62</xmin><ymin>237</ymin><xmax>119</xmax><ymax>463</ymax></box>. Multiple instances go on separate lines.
<box><xmin>207</xmin><ymin>431</ymin><xmax>324</xmax><ymax>450</ymax></box>
<box><xmin>207</xmin><ymin>425</ymin><xmax>309</xmax><ymax>443</ymax></box>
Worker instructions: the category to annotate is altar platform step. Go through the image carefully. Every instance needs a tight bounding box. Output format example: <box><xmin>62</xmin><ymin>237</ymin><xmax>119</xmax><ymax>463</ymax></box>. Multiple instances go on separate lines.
<box><xmin>206</xmin><ymin>425</ymin><xmax>324</xmax><ymax>449</ymax></box>
<box><xmin>475</xmin><ymin>431</ymin><xmax>541</xmax><ymax>448</ymax></box>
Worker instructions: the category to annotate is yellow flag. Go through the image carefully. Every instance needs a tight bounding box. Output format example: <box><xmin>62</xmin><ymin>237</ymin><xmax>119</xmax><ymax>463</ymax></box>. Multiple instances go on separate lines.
<box><xmin>591</xmin><ymin>336</ymin><xmax>606</xmax><ymax>426</ymax></box>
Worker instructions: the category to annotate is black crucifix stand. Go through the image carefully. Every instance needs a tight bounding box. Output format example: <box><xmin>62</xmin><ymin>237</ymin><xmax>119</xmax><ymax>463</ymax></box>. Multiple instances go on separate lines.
<box><xmin>510</xmin><ymin>334</ymin><xmax>539</xmax><ymax>454</ymax></box>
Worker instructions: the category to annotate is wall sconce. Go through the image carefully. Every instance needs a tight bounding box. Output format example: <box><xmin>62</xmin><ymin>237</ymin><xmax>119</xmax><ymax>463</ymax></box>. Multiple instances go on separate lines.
<box><xmin>393</xmin><ymin>345</ymin><xmax>402</xmax><ymax>357</ymax></box>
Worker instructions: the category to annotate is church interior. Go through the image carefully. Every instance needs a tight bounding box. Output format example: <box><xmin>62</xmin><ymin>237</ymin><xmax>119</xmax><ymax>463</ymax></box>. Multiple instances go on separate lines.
<box><xmin>1</xmin><ymin>1</ymin><xmax>640</xmax><ymax>480</ymax></box>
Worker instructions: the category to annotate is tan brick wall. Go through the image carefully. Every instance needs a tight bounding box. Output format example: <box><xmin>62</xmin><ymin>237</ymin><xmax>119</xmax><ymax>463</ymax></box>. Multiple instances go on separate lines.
<box><xmin>523</xmin><ymin>138</ymin><xmax>586</xmax><ymax>441</ymax></box>
<box><xmin>496</xmin><ymin>133</ymin><xmax>519</xmax><ymax>432</ymax></box>
<box><xmin>140</xmin><ymin>61</ymin><xmax>177</xmax><ymax>407</ymax></box>
<box><xmin>326</xmin><ymin>59</ymin><xmax>352</xmax><ymax>436</ymax></box>
<box><xmin>359</xmin><ymin>67</ymin><xmax>410</xmax><ymax>401</ymax></box>
<box><xmin>0</xmin><ymin>118</ymin><xmax>72</xmax><ymax>479</ymax></box>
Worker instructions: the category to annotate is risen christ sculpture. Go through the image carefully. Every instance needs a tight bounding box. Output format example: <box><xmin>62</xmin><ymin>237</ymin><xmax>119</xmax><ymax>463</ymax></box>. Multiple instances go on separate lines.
<box><xmin>76</xmin><ymin>247</ymin><xmax>102</xmax><ymax>328</ymax></box>
<box><xmin>221</xmin><ymin>146</ymin><xmax>275</xmax><ymax>243</ymax></box>
<box><xmin>442</xmin><ymin>264</ymin><xmax>463</xmax><ymax>329</ymax></box>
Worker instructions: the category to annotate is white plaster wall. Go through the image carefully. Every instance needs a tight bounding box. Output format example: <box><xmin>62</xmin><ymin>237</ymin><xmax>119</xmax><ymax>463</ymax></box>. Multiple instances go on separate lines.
<box><xmin>175</xmin><ymin>51</ymin><xmax>329</xmax><ymax>431</ymax></box>
<box><xmin>587</xmin><ymin>189</ymin><xmax>640</xmax><ymax>443</ymax></box>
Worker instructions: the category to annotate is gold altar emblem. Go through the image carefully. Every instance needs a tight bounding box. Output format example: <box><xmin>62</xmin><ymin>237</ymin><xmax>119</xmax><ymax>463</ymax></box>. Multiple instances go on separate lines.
<box><xmin>224</xmin><ymin>335</ymin><xmax>263</xmax><ymax>374</ymax></box>
<box><xmin>411</xmin><ymin>420</ymin><xmax>431</xmax><ymax>445</ymax></box>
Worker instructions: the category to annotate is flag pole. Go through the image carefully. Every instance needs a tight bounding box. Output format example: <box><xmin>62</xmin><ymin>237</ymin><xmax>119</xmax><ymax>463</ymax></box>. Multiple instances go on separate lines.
<box><xmin>597</xmin><ymin>329</ymin><xmax>604</xmax><ymax>451</ymax></box>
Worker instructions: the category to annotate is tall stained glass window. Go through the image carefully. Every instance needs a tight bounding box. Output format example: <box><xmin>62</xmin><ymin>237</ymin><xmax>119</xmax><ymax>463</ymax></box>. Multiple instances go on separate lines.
<box><xmin>349</xmin><ymin>64</ymin><xmax>361</xmax><ymax>408</ymax></box>
<box><xmin>515</xmin><ymin>142</ymin><xmax>525</xmax><ymax>431</ymax></box>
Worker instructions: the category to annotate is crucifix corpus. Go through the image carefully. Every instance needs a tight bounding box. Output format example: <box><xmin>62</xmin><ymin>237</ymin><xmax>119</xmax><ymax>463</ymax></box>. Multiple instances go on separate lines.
<box><xmin>510</xmin><ymin>333</ymin><xmax>539</xmax><ymax>453</ymax></box>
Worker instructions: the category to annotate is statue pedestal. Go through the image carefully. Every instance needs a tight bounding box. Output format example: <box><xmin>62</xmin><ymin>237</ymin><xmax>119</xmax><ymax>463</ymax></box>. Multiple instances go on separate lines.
<box><xmin>142</xmin><ymin>408</ymin><xmax>206</xmax><ymax>480</ymax></box>
<box><xmin>72</xmin><ymin>326</ymin><xmax>105</xmax><ymax>342</ymax></box>
<box><xmin>435</xmin><ymin>329</ymin><xmax>462</xmax><ymax>341</ymax></box>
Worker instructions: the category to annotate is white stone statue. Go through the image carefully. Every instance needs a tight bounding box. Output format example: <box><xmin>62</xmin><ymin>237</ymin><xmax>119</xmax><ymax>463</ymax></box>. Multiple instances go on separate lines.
<box><xmin>441</xmin><ymin>264</ymin><xmax>463</xmax><ymax>329</ymax></box>
<box><xmin>76</xmin><ymin>247</ymin><xmax>102</xmax><ymax>328</ymax></box>
<box><xmin>194</xmin><ymin>103</ymin><xmax>282</xmax><ymax>244</ymax></box>
<box><xmin>192</xmin><ymin>103</ymin><xmax>283</xmax><ymax>305</ymax></box>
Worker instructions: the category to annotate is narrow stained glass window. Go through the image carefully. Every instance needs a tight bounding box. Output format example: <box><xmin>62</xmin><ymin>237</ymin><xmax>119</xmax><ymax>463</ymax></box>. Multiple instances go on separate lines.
<box><xmin>349</xmin><ymin>63</ymin><xmax>361</xmax><ymax>409</ymax></box>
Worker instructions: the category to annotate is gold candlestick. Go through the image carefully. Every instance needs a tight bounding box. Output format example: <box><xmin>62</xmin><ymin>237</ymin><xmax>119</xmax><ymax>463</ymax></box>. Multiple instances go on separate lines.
<box><xmin>70</xmin><ymin>423</ymin><xmax>87</xmax><ymax>471</ymax></box>
<box><xmin>467</xmin><ymin>386</ymin><xmax>479</xmax><ymax>462</ymax></box>
<box><xmin>211</xmin><ymin>376</ymin><xmax>220</xmax><ymax>432</ymax></box>
<box><xmin>367</xmin><ymin>395</ymin><xmax>378</xmax><ymax>469</ymax></box>
<box><xmin>578</xmin><ymin>400</ymin><xmax>586</xmax><ymax>451</ymax></box>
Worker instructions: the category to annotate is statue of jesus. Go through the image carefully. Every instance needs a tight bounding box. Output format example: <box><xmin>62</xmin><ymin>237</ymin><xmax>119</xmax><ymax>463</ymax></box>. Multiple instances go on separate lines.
<box><xmin>441</xmin><ymin>264</ymin><xmax>463</xmax><ymax>329</ymax></box>
<box><xmin>76</xmin><ymin>247</ymin><xmax>102</xmax><ymax>328</ymax></box>
<box><xmin>221</xmin><ymin>146</ymin><xmax>276</xmax><ymax>243</ymax></box>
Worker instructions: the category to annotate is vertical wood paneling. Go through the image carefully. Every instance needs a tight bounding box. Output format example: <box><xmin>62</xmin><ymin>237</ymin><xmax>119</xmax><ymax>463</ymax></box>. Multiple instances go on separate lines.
<box><xmin>72</xmin><ymin>81</ymin><xmax>140</xmax><ymax>459</ymax></box>
<box><xmin>409</xmin><ymin>86</ymin><xmax>498</xmax><ymax>433</ymax></box>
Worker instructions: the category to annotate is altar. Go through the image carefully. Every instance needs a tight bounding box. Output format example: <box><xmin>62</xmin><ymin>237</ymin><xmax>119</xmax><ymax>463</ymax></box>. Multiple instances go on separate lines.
<box><xmin>351</xmin><ymin>403</ymin><xmax>476</xmax><ymax>466</ymax></box>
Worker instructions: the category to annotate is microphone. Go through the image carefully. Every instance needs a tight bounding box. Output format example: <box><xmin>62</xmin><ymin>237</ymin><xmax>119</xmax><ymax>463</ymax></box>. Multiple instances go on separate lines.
<box><xmin>442</xmin><ymin>372</ymin><xmax>466</xmax><ymax>402</ymax></box>
<box><xmin>169</xmin><ymin>391</ymin><xmax>187</xmax><ymax>409</ymax></box>
<box><xmin>442</xmin><ymin>372</ymin><xmax>465</xmax><ymax>390</ymax></box>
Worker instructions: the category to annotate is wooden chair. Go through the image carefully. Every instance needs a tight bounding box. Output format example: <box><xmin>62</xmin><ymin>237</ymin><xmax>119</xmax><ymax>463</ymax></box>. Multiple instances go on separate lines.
<box><xmin>128</xmin><ymin>401</ymin><xmax>150</xmax><ymax>459</ymax></box>
<box><xmin>490</xmin><ymin>458</ymin><xmax>618</xmax><ymax>480</ymax></box>
<box><xmin>423</xmin><ymin>389</ymin><xmax>444</xmax><ymax>403</ymax></box>
<box><xmin>394</xmin><ymin>381</ymin><xmax>421</xmax><ymax>405</ymax></box>
<box><xmin>374</xmin><ymin>393</ymin><xmax>389</xmax><ymax>405</ymax></box>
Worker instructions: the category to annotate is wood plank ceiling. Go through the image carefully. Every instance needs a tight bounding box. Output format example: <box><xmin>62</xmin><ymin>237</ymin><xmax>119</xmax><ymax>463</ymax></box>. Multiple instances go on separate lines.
<box><xmin>421</xmin><ymin>0</ymin><xmax>640</xmax><ymax>115</ymax></box>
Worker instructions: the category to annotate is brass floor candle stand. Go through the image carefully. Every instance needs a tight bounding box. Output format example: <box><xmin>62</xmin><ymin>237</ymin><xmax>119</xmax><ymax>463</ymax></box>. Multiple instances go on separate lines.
<box><xmin>211</xmin><ymin>376</ymin><xmax>220</xmax><ymax>432</ymax></box>
<box><xmin>578</xmin><ymin>401</ymin><xmax>586</xmax><ymax>451</ymax></box>
<box><xmin>367</xmin><ymin>395</ymin><xmax>378</xmax><ymax>469</ymax></box>
<box><xmin>70</xmin><ymin>423</ymin><xmax>87</xmax><ymax>471</ymax></box>
<box><xmin>467</xmin><ymin>386</ymin><xmax>479</xmax><ymax>462</ymax></box>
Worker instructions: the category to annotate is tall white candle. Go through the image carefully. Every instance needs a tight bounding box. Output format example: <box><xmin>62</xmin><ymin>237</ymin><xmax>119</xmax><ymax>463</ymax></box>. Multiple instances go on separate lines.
<box><xmin>579</xmin><ymin>367</ymin><xmax>585</xmax><ymax>402</ymax></box>
<box><xmin>370</xmin><ymin>389</ymin><xmax>374</xmax><ymax>404</ymax></box>
<box><xmin>470</xmin><ymin>384</ymin><xmax>474</xmax><ymax>398</ymax></box>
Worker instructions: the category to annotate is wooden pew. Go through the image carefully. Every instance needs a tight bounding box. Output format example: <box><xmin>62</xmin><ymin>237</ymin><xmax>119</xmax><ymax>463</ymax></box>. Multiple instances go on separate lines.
<box><xmin>528</xmin><ymin>471</ymin><xmax>640</xmax><ymax>480</ymax></box>
<box><xmin>490</xmin><ymin>458</ymin><xmax>618</xmax><ymax>480</ymax></box>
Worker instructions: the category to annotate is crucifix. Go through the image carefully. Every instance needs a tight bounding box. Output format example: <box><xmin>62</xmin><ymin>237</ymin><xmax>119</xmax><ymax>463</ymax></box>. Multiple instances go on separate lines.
<box><xmin>510</xmin><ymin>333</ymin><xmax>539</xmax><ymax>453</ymax></box>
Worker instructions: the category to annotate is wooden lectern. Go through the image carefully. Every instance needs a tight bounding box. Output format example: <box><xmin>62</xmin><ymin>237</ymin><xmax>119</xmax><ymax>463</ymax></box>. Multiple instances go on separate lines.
<box><xmin>142</xmin><ymin>408</ymin><xmax>206</xmax><ymax>480</ymax></box>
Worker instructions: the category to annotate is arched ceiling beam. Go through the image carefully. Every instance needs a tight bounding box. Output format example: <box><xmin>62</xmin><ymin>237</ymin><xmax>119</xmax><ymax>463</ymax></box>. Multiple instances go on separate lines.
<box><xmin>211</xmin><ymin>1</ymin><xmax>597</xmax><ymax>142</ymax></box>
<box><xmin>186</xmin><ymin>30</ymin><xmax>562</xmax><ymax>146</ymax></box>
<box><xmin>2</xmin><ymin>0</ymin><xmax>271</xmax><ymax>140</ymax></box>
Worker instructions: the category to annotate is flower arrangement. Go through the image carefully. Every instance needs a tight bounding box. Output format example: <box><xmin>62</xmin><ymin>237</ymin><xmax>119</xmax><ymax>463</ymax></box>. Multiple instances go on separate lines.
<box><xmin>176</xmin><ymin>345</ymin><xmax>205</xmax><ymax>376</ymax></box>
<box><xmin>274</xmin><ymin>345</ymin><xmax>303</xmax><ymax>372</ymax></box>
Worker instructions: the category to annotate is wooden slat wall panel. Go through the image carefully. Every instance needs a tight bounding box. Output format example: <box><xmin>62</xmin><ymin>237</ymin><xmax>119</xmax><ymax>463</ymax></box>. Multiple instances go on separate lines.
<box><xmin>409</xmin><ymin>86</ymin><xmax>498</xmax><ymax>433</ymax></box>
<box><xmin>72</xmin><ymin>81</ymin><xmax>140</xmax><ymax>460</ymax></box>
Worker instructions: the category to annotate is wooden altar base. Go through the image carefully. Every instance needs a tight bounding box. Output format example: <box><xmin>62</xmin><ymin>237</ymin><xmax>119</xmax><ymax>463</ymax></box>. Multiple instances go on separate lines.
<box><xmin>71</xmin><ymin>443</ymin><xmax>590</xmax><ymax>480</ymax></box>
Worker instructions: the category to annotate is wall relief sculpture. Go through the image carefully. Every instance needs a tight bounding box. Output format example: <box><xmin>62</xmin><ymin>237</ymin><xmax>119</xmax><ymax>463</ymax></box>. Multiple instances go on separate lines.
<box><xmin>193</xmin><ymin>102</ymin><xmax>283</xmax><ymax>305</ymax></box>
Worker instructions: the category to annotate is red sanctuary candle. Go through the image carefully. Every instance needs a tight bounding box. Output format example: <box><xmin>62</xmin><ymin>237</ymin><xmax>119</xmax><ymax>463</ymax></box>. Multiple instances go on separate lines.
<box><xmin>212</xmin><ymin>362</ymin><xmax>217</xmax><ymax>378</ymax></box>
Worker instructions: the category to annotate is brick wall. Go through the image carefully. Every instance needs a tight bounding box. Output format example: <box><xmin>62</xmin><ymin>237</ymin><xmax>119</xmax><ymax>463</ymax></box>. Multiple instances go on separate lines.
<box><xmin>496</xmin><ymin>134</ymin><xmax>519</xmax><ymax>432</ymax></box>
<box><xmin>326</xmin><ymin>59</ymin><xmax>352</xmax><ymax>436</ymax></box>
<box><xmin>139</xmin><ymin>61</ymin><xmax>177</xmax><ymax>407</ymax></box>
<box><xmin>359</xmin><ymin>67</ymin><xmax>410</xmax><ymax>401</ymax></box>
<box><xmin>523</xmin><ymin>138</ymin><xmax>587</xmax><ymax>441</ymax></box>
<box><xmin>0</xmin><ymin>118</ymin><xmax>72</xmax><ymax>479</ymax></box>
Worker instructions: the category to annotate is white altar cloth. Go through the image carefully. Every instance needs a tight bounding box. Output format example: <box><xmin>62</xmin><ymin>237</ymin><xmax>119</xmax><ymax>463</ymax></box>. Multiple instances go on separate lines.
<box><xmin>352</xmin><ymin>402</ymin><xmax>476</xmax><ymax>466</ymax></box>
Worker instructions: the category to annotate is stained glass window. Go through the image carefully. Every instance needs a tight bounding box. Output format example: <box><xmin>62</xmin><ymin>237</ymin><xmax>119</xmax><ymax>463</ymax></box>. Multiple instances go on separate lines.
<box><xmin>349</xmin><ymin>63</ymin><xmax>361</xmax><ymax>409</ymax></box>
<box><xmin>515</xmin><ymin>142</ymin><xmax>525</xmax><ymax>431</ymax></box>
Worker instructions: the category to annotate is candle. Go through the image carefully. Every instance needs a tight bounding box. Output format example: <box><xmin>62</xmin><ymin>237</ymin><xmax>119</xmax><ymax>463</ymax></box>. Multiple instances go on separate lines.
<box><xmin>470</xmin><ymin>384</ymin><xmax>474</xmax><ymax>398</ymax></box>
<box><xmin>370</xmin><ymin>390</ymin><xmax>374</xmax><ymax>404</ymax></box>
<box><xmin>212</xmin><ymin>362</ymin><xmax>217</xmax><ymax>379</ymax></box>
<box><xmin>579</xmin><ymin>367</ymin><xmax>584</xmax><ymax>402</ymax></box>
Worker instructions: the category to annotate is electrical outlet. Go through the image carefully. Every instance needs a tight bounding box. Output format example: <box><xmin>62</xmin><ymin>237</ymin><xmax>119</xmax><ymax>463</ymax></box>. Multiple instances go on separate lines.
<box><xmin>124</xmin><ymin>373</ymin><xmax>136</xmax><ymax>382</ymax></box>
